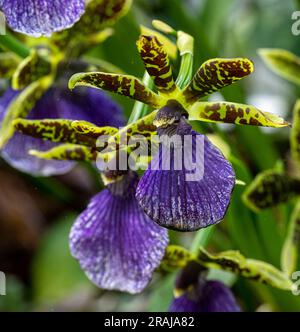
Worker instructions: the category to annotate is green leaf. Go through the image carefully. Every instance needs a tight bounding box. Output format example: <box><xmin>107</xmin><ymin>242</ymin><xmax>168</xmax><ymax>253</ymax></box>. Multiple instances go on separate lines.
<box><xmin>0</xmin><ymin>75</ymin><xmax>52</xmax><ymax>149</ymax></box>
<box><xmin>290</xmin><ymin>99</ymin><xmax>300</xmax><ymax>167</ymax></box>
<box><xmin>69</xmin><ymin>72</ymin><xmax>162</xmax><ymax>108</ymax></box>
<box><xmin>197</xmin><ymin>247</ymin><xmax>293</xmax><ymax>291</ymax></box>
<box><xmin>188</xmin><ymin>101</ymin><xmax>290</xmax><ymax>127</ymax></box>
<box><xmin>12</xmin><ymin>49</ymin><xmax>52</xmax><ymax>90</ymax></box>
<box><xmin>242</xmin><ymin>170</ymin><xmax>300</xmax><ymax>212</ymax></box>
<box><xmin>0</xmin><ymin>52</ymin><xmax>20</xmax><ymax>78</ymax></box>
<box><xmin>258</xmin><ymin>49</ymin><xmax>300</xmax><ymax>86</ymax></box>
<box><xmin>29</xmin><ymin>144</ymin><xmax>97</xmax><ymax>162</ymax></box>
<box><xmin>182</xmin><ymin>58</ymin><xmax>253</xmax><ymax>104</ymax></box>
<box><xmin>281</xmin><ymin>200</ymin><xmax>300</xmax><ymax>276</ymax></box>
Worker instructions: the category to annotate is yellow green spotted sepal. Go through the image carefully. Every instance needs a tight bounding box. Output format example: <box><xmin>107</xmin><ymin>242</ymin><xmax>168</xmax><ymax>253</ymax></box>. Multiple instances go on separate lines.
<box><xmin>242</xmin><ymin>170</ymin><xmax>300</xmax><ymax>212</ymax></box>
<box><xmin>258</xmin><ymin>48</ymin><xmax>300</xmax><ymax>86</ymax></box>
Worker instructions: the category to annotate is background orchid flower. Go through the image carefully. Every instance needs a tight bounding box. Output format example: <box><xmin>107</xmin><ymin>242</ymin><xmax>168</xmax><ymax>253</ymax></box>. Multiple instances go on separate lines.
<box><xmin>160</xmin><ymin>245</ymin><xmax>293</xmax><ymax>312</ymax></box>
<box><xmin>0</xmin><ymin>0</ymin><xmax>86</xmax><ymax>37</ymax></box>
<box><xmin>0</xmin><ymin>0</ymin><xmax>131</xmax><ymax>176</ymax></box>
<box><xmin>66</xmin><ymin>24</ymin><xmax>289</xmax><ymax>231</ymax></box>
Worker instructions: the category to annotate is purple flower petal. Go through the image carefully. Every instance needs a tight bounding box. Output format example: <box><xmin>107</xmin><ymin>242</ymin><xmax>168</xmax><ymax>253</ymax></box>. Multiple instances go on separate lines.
<box><xmin>0</xmin><ymin>86</ymin><xmax>124</xmax><ymax>176</ymax></box>
<box><xmin>0</xmin><ymin>0</ymin><xmax>85</xmax><ymax>37</ymax></box>
<box><xmin>170</xmin><ymin>280</ymin><xmax>241</xmax><ymax>312</ymax></box>
<box><xmin>136</xmin><ymin>130</ymin><xmax>235</xmax><ymax>231</ymax></box>
<box><xmin>69</xmin><ymin>172</ymin><xmax>169</xmax><ymax>294</ymax></box>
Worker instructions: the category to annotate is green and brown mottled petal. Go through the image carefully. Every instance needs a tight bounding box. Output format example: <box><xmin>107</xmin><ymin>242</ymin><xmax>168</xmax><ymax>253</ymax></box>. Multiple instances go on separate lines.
<box><xmin>29</xmin><ymin>144</ymin><xmax>97</xmax><ymax>161</ymax></box>
<box><xmin>51</xmin><ymin>0</ymin><xmax>132</xmax><ymax>50</ymax></box>
<box><xmin>12</xmin><ymin>49</ymin><xmax>52</xmax><ymax>90</ymax></box>
<box><xmin>258</xmin><ymin>49</ymin><xmax>300</xmax><ymax>86</ymax></box>
<box><xmin>0</xmin><ymin>53</ymin><xmax>20</xmax><ymax>78</ymax></box>
<box><xmin>183</xmin><ymin>58</ymin><xmax>253</xmax><ymax>103</ymax></box>
<box><xmin>71</xmin><ymin>120</ymin><xmax>118</xmax><ymax>139</ymax></box>
<box><xmin>0</xmin><ymin>75</ymin><xmax>53</xmax><ymax>149</ymax></box>
<box><xmin>281</xmin><ymin>200</ymin><xmax>300</xmax><ymax>276</ymax></box>
<box><xmin>197</xmin><ymin>247</ymin><xmax>293</xmax><ymax>291</ymax></box>
<box><xmin>13</xmin><ymin>118</ymin><xmax>97</xmax><ymax>146</ymax></box>
<box><xmin>140</xmin><ymin>25</ymin><xmax>177</xmax><ymax>60</ymax></box>
<box><xmin>158</xmin><ymin>245</ymin><xmax>194</xmax><ymax>272</ymax></box>
<box><xmin>188</xmin><ymin>101</ymin><xmax>289</xmax><ymax>127</ymax></box>
<box><xmin>291</xmin><ymin>100</ymin><xmax>300</xmax><ymax>166</ymax></box>
<box><xmin>242</xmin><ymin>170</ymin><xmax>300</xmax><ymax>212</ymax></box>
<box><xmin>69</xmin><ymin>72</ymin><xmax>162</xmax><ymax>108</ymax></box>
<box><xmin>137</xmin><ymin>35</ymin><xmax>178</xmax><ymax>95</ymax></box>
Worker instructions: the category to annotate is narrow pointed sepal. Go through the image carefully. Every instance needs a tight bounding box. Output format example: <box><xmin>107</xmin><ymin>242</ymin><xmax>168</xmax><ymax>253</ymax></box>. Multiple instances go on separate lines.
<box><xmin>29</xmin><ymin>144</ymin><xmax>97</xmax><ymax>161</ymax></box>
<box><xmin>137</xmin><ymin>35</ymin><xmax>178</xmax><ymax>95</ymax></box>
<box><xmin>71</xmin><ymin>120</ymin><xmax>118</xmax><ymax>139</ymax></box>
<box><xmin>291</xmin><ymin>100</ymin><xmax>300</xmax><ymax>167</ymax></box>
<box><xmin>13</xmin><ymin>118</ymin><xmax>97</xmax><ymax>146</ymax></box>
<box><xmin>0</xmin><ymin>53</ymin><xmax>20</xmax><ymax>79</ymax></box>
<box><xmin>183</xmin><ymin>58</ymin><xmax>253</xmax><ymax>103</ymax></box>
<box><xmin>281</xmin><ymin>200</ymin><xmax>300</xmax><ymax>276</ymax></box>
<box><xmin>258</xmin><ymin>49</ymin><xmax>300</xmax><ymax>86</ymax></box>
<box><xmin>69</xmin><ymin>172</ymin><xmax>168</xmax><ymax>293</ymax></box>
<box><xmin>242</xmin><ymin>170</ymin><xmax>300</xmax><ymax>212</ymax></box>
<box><xmin>12</xmin><ymin>49</ymin><xmax>52</xmax><ymax>90</ymax></box>
<box><xmin>69</xmin><ymin>72</ymin><xmax>162</xmax><ymax>108</ymax></box>
<box><xmin>197</xmin><ymin>247</ymin><xmax>293</xmax><ymax>291</ymax></box>
<box><xmin>0</xmin><ymin>76</ymin><xmax>52</xmax><ymax>149</ymax></box>
<box><xmin>188</xmin><ymin>101</ymin><xmax>289</xmax><ymax>127</ymax></box>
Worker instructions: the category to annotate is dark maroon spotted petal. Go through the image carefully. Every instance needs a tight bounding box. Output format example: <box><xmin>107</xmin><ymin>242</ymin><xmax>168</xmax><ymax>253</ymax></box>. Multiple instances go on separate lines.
<box><xmin>0</xmin><ymin>0</ymin><xmax>85</xmax><ymax>37</ymax></box>
<box><xmin>69</xmin><ymin>172</ymin><xmax>169</xmax><ymax>294</ymax></box>
<box><xmin>0</xmin><ymin>86</ymin><xmax>124</xmax><ymax>176</ymax></box>
<box><xmin>136</xmin><ymin>130</ymin><xmax>235</xmax><ymax>231</ymax></box>
<box><xmin>170</xmin><ymin>280</ymin><xmax>241</xmax><ymax>312</ymax></box>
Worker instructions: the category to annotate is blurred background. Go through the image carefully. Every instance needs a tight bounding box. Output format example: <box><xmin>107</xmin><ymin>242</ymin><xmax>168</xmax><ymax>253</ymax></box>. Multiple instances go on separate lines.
<box><xmin>0</xmin><ymin>0</ymin><xmax>300</xmax><ymax>312</ymax></box>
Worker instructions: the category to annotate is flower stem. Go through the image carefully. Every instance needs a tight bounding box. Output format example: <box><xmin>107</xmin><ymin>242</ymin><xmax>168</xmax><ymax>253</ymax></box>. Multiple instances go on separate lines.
<box><xmin>0</xmin><ymin>32</ymin><xmax>30</xmax><ymax>58</ymax></box>
<box><xmin>190</xmin><ymin>226</ymin><xmax>215</xmax><ymax>254</ymax></box>
<box><xmin>127</xmin><ymin>71</ymin><xmax>153</xmax><ymax>124</ymax></box>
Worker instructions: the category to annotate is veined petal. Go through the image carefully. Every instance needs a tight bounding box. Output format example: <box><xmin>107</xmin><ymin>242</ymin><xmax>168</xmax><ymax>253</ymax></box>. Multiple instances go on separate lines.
<box><xmin>69</xmin><ymin>172</ymin><xmax>168</xmax><ymax>294</ymax></box>
<box><xmin>188</xmin><ymin>101</ymin><xmax>289</xmax><ymax>127</ymax></box>
<box><xmin>0</xmin><ymin>0</ymin><xmax>85</xmax><ymax>37</ymax></box>
<box><xmin>136</xmin><ymin>128</ymin><xmax>235</xmax><ymax>231</ymax></box>
<box><xmin>182</xmin><ymin>58</ymin><xmax>253</xmax><ymax>103</ymax></box>
<box><xmin>170</xmin><ymin>280</ymin><xmax>240</xmax><ymax>312</ymax></box>
<box><xmin>291</xmin><ymin>100</ymin><xmax>300</xmax><ymax>166</ymax></box>
<box><xmin>258</xmin><ymin>49</ymin><xmax>300</xmax><ymax>86</ymax></box>
<box><xmin>137</xmin><ymin>35</ymin><xmax>178</xmax><ymax>95</ymax></box>
<box><xmin>29</xmin><ymin>143</ymin><xmax>97</xmax><ymax>162</ymax></box>
<box><xmin>12</xmin><ymin>49</ymin><xmax>52</xmax><ymax>90</ymax></box>
<box><xmin>0</xmin><ymin>75</ymin><xmax>53</xmax><ymax>149</ymax></box>
<box><xmin>242</xmin><ymin>170</ymin><xmax>300</xmax><ymax>212</ymax></box>
<box><xmin>69</xmin><ymin>72</ymin><xmax>162</xmax><ymax>108</ymax></box>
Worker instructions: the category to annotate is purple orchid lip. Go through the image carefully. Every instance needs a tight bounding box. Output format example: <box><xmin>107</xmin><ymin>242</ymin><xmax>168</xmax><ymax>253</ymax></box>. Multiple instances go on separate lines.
<box><xmin>170</xmin><ymin>279</ymin><xmax>241</xmax><ymax>312</ymax></box>
<box><xmin>0</xmin><ymin>0</ymin><xmax>85</xmax><ymax>37</ymax></box>
<box><xmin>0</xmin><ymin>85</ymin><xmax>125</xmax><ymax>176</ymax></box>
<box><xmin>135</xmin><ymin>120</ymin><xmax>236</xmax><ymax>231</ymax></box>
<box><xmin>69</xmin><ymin>171</ymin><xmax>169</xmax><ymax>294</ymax></box>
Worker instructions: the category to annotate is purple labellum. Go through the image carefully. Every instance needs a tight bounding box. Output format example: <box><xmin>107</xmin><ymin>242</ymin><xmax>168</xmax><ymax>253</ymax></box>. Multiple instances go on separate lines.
<box><xmin>0</xmin><ymin>0</ymin><xmax>85</xmax><ymax>37</ymax></box>
<box><xmin>136</xmin><ymin>123</ymin><xmax>235</xmax><ymax>231</ymax></box>
<box><xmin>170</xmin><ymin>280</ymin><xmax>241</xmax><ymax>312</ymax></box>
<box><xmin>69</xmin><ymin>172</ymin><xmax>169</xmax><ymax>294</ymax></box>
<box><xmin>0</xmin><ymin>86</ymin><xmax>124</xmax><ymax>176</ymax></box>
